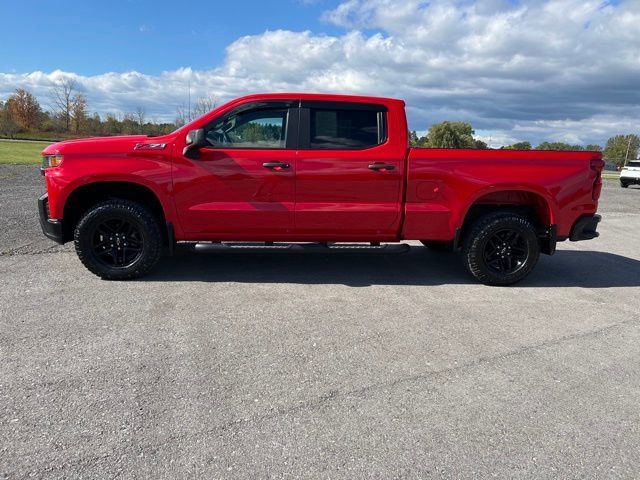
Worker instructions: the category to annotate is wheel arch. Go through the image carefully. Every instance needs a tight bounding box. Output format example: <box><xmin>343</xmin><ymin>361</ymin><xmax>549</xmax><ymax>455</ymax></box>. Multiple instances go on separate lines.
<box><xmin>61</xmin><ymin>180</ymin><xmax>168</xmax><ymax>243</ymax></box>
<box><xmin>456</xmin><ymin>187</ymin><xmax>556</xmax><ymax>251</ymax></box>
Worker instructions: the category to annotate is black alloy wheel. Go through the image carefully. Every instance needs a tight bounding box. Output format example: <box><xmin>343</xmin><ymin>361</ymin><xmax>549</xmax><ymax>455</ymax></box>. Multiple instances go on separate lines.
<box><xmin>481</xmin><ymin>229</ymin><xmax>529</xmax><ymax>275</ymax></box>
<box><xmin>90</xmin><ymin>218</ymin><xmax>144</xmax><ymax>269</ymax></box>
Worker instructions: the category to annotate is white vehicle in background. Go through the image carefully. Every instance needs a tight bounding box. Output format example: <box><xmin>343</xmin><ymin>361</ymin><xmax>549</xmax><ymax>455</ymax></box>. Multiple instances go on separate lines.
<box><xmin>620</xmin><ymin>161</ymin><xmax>640</xmax><ymax>188</ymax></box>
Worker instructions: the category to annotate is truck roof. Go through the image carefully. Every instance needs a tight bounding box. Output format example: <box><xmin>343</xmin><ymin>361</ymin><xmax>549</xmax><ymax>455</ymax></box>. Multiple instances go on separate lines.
<box><xmin>228</xmin><ymin>92</ymin><xmax>405</xmax><ymax>107</ymax></box>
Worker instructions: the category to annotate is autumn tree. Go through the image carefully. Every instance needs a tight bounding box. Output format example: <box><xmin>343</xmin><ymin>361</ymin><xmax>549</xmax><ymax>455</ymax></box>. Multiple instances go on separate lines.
<box><xmin>6</xmin><ymin>88</ymin><xmax>41</xmax><ymax>130</ymax></box>
<box><xmin>603</xmin><ymin>134</ymin><xmax>640</xmax><ymax>166</ymax></box>
<box><xmin>71</xmin><ymin>93</ymin><xmax>88</xmax><ymax>134</ymax></box>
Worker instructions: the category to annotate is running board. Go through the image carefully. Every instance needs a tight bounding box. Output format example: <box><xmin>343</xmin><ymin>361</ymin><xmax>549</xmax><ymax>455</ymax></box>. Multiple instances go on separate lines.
<box><xmin>193</xmin><ymin>242</ymin><xmax>411</xmax><ymax>254</ymax></box>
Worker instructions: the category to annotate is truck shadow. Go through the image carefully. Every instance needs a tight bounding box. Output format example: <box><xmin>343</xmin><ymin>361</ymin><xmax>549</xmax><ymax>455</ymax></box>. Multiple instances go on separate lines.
<box><xmin>145</xmin><ymin>247</ymin><xmax>640</xmax><ymax>288</ymax></box>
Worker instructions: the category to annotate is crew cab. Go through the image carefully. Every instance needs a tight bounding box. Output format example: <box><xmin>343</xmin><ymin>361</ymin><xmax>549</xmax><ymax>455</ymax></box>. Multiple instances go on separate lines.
<box><xmin>38</xmin><ymin>93</ymin><xmax>604</xmax><ymax>285</ymax></box>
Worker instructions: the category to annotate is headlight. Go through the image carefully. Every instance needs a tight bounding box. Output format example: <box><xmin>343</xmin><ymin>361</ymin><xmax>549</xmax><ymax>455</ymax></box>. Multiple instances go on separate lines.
<box><xmin>42</xmin><ymin>154</ymin><xmax>64</xmax><ymax>169</ymax></box>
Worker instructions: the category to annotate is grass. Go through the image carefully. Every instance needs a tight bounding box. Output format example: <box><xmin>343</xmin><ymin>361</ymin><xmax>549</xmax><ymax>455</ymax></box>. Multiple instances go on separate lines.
<box><xmin>602</xmin><ymin>172</ymin><xmax>621</xmax><ymax>180</ymax></box>
<box><xmin>0</xmin><ymin>140</ymin><xmax>52</xmax><ymax>165</ymax></box>
<box><xmin>0</xmin><ymin>139</ymin><xmax>628</xmax><ymax>173</ymax></box>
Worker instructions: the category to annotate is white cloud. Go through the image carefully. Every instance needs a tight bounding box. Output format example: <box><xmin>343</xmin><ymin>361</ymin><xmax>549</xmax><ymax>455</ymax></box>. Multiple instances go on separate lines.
<box><xmin>1</xmin><ymin>0</ymin><xmax>639</xmax><ymax>146</ymax></box>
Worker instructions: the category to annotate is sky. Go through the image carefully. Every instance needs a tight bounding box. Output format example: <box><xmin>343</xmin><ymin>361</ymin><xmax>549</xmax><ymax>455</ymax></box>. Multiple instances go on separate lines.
<box><xmin>0</xmin><ymin>0</ymin><xmax>638</xmax><ymax>147</ymax></box>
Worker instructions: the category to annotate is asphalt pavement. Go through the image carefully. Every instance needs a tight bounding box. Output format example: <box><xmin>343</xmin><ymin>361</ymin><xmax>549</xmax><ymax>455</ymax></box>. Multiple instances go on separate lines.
<box><xmin>1</xmin><ymin>165</ymin><xmax>639</xmax><ymax>479</ymax></box>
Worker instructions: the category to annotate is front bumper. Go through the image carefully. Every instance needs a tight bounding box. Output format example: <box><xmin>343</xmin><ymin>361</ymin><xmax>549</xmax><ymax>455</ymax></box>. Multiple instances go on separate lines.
<box><xmin>570</xmin><ymin>214</ymin><xmax>601</xmax><ymax>241</ymax></box>
<box><xmin>38</xmin><ymin>194</ymin><xmax>65</xmax><ymax>244</ymax></box>
<box><xmin>620</xmin><ymin>176</ymin><xmax>640</xmax><ymax>185</ymax></box>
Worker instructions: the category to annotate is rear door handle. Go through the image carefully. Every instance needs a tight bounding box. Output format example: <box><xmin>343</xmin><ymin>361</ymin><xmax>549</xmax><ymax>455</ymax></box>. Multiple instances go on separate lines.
<box><xmin>368</xmin><ymin>163</ymin><xmax>395</xmax><ymax>171</ymax></box>
<box><xmin>263</xmin><ymin>162</ymin><xmax>290</xmax><ymax>170</ymax></box>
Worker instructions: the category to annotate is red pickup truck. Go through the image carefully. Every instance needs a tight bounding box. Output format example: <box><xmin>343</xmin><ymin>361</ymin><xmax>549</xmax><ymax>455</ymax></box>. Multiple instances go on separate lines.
<box><xmin>38</xmin><ymin>93</ymin><xmax>603</xmax><ymax>285</ymax></box>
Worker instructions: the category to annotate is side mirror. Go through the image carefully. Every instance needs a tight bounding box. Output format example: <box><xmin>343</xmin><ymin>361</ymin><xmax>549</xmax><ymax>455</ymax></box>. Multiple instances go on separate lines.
<box><xmin>183</xmin><ymin>128</ymin><xmax>206</xmax><ymax>158</ymax></box>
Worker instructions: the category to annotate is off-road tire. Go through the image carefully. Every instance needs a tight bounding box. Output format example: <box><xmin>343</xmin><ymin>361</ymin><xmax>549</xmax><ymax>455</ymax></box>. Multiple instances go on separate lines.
<box><xmin>74</xmin><ymin>199</ymin><xmax>162</xmax><ymax>280</ymax></box>
<box><xmin>463</xmin><ymin>212</ymin><xmax>540</xmax><ymax>286</ymax></box>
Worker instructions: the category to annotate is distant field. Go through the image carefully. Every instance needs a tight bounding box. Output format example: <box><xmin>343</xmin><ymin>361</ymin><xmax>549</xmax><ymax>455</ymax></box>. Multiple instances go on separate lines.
<box><xmin>0</xmin><ymin>140</ymin><xmax>51</xmax><ymax>165</ymax></box>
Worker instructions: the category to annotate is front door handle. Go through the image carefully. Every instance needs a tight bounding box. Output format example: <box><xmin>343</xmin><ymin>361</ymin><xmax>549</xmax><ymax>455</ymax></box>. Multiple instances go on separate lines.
<box><xmin>368</xmin><ymin>163</ymin><xmax>396</xmax><ymax>171</ymax></box>
<box><xmin>263</xmin><ymin>162</ymin><xmax>290</xmax><ymax>170</ymax></box>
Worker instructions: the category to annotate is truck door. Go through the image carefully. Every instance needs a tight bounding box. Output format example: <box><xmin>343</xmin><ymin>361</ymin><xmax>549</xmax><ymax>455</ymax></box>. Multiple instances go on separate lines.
<box><xmin>172</xmin><ymin>101</ymin><xmax>298</xmax><ymax>238</ymax></box>
<box><xmin>294</xmin><ymin>101</ymin><xmax>404</xmax><ymax>239</ymax></box>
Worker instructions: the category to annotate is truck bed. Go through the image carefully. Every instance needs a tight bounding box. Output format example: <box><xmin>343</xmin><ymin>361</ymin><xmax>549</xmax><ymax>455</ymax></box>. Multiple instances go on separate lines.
<box><xmin>403</xmin><ymin>148</ymin><xmax>603</xmax><ymax>241</ymax></box>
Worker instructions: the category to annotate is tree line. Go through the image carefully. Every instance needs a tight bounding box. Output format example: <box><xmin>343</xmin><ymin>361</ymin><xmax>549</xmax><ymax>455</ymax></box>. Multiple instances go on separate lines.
<box><xmin>1</xmin><ymin>85</ymin><xmax>638</xmax><ymax>166</ymax></box>
<box><xmin>410</xmin><ymin>121</ymin><xmax>639</xmax><ymax>167</ymax></box>
<box><xmin>0</xmin><ymin>83</ymin><xmax>180</xmax><ymax>140</ymax></box>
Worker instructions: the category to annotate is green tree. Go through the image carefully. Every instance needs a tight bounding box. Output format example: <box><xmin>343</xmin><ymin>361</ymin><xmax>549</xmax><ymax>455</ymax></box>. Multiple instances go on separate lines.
<box><xmin>424</xmin><ymin>121</ymin><xmax>476</xmax><ymax>148</ymax></box>
<box><xmin>104</xmin><ymin>114</ymin><xmax>122</xmax><ymax>135</ymax></box>
<box><xmin>38</xmin><ymin>111</ymin><xmax>57</xmax><ymax>133</ymax></box>
<box><xmin>536</xmin><ymin>142</ymin><xmax>583</xmax><ymax>151</ymax></box>
<box><xmin>503</xmin><ymin>141</ymin><xmax>532</xmax><ymax>150</ymax></box>
<box><xmin>409</xmin><ymin>130</ymin><xmax>419</xmax><ymax>146</ymax></box>
<box><xmin>603</xmin><ymin>134</ymin><xmax>640</xmax><ymax>167</ymax></box>
<box><xmin>0</xmin><ymin>101</ymin><xmax>19</xmax><ymax>137</ymax></box>
<box><xmin>121</xmin><ymin>114</ymin><xmax>138</xmax><ymax>135</ymax></box>
<box><xmin>585</xmin><ymin>144</ymin><xmax>602</xmax><ymax>152</ymax></box>
<box><xmin>474</xmin><ymin>139</ymin><xmax>488</xmax><ymax>149</ymax></box>
<box><xmin>85</xmin><ymin>113</ymin><xmax>102</xmax><ymax>135</ymax></box>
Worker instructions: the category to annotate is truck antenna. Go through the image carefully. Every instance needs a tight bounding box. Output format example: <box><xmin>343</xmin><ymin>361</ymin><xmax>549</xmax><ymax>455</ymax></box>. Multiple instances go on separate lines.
<box><xmin>188</xmin><ymin>78</ymin><xmax>191</xmax><ymax>122</ymax></box>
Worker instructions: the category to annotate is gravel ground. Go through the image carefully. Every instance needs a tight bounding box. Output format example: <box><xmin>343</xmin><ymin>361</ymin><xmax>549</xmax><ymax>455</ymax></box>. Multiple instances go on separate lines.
<box><xmin>1</xmin><ymin>166</ymin><xmax>639</xmax><ymax>478</ymax></box>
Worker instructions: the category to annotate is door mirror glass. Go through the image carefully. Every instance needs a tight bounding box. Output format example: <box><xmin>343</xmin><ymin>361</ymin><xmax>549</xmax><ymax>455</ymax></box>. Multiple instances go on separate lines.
<box><xmin>183</xmin><ymin>128</ymin><xmax>206</xmax><ymax>158</ymax></box>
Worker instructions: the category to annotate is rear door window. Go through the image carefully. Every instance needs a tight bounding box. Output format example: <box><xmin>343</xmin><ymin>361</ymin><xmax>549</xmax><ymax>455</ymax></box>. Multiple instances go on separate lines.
<box><xmin>303</xmin><ymin>104</ymin><xmax>386</xmax><ymax>149</ymax></box>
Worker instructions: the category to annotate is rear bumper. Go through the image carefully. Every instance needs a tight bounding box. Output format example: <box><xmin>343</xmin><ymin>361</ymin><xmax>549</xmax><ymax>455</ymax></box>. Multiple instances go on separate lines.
<box><xmin>38</xmin><ymin>194</ymin><xmax>65</xmax><ymax>244</ymax></box>
<box><xmin>570</xmin><ymin>214</ymin><xmax>601</xmax><ymax>241</ymax></box>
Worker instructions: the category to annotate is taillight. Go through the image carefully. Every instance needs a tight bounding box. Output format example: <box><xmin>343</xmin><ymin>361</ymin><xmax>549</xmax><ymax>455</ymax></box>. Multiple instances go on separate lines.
<box><xmin>590</xmin><ymin>158</ymin><xmax>604</xmax><ymax>201</ymax></box>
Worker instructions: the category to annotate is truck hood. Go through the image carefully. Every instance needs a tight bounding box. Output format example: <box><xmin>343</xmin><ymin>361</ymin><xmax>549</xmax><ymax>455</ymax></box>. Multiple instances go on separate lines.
<box><xmin>42</xmin><ymin>135</ymin><xmax>172</xmax><ymax>156</ymax></box>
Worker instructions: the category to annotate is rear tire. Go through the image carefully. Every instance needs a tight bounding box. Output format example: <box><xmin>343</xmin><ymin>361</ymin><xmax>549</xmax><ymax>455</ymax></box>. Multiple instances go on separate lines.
<box><xmin>620</xmin><ymin>182</ymin><xmax>628</xmax><ymax>188</ymax></box>
<box><xmin>74</xmin><ymin>199</ymin><xmax>162</xmax><ymax>280</ymax></box>
<box><xmin>463</xmin><ymin>212</ymin><xmax>540</xmax><ymax>286</ymax></box>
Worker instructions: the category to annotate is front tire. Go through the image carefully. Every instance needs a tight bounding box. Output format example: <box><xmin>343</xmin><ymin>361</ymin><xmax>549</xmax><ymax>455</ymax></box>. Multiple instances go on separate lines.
<box><xmin>74</xmin><ymin>199</ymin><xmax>162</xmax><ymax>280</ymax></box>
<box><xmin>620</xmin><ymin>181</ymin><xmax>628</xmax><ymax>188</ymax></box>
<box><xmin>463</xmin><ymin>212</ymin><xmax>540</xmax><ymax>286</ymax></box>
